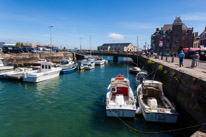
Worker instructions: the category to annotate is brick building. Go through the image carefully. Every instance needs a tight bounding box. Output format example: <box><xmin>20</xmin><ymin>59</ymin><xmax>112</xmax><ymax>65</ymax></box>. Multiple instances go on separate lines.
<box><xmin>151</xmin><ymin>17</ymin><xmax>194</xmax><ymax>54</ymax></box>
<box><xmin>199</xmin><ymin>27</ymin><xmax>206</xmax><ymax>47</ymax></box>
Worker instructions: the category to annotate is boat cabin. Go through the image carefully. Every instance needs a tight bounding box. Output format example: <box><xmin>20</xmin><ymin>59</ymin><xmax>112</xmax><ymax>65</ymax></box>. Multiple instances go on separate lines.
<box><xmin>40</xmin><ymin>62</ymin><xmax>54</xmax><ymax>72</ymax></box>
<box><xmin>110</xmin><ymin>75</ymin><xmax>129</xmax><ymax>97</ymax></box>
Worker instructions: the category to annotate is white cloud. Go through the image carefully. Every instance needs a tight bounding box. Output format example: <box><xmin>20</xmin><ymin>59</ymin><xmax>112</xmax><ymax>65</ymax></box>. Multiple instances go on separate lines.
<box><xmin>108</xmin><ymin>33</ymin><xmax>124</xmax><ymax>40</ymax></box>
<box><xmin>181</xmin><ymin>13</ymin><xmax>206</xmax><ymax>21</ymax></box>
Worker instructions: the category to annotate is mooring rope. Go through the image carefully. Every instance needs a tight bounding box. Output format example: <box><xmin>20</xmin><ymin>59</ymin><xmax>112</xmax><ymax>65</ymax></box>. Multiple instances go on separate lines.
<box><xmin>110</xmin><ymin>109</ymin><xmax>206</xmax><ymax>135</ymax></box>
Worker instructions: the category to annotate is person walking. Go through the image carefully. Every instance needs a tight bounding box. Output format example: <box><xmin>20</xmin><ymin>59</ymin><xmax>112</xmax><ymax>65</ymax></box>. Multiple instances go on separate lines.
<box><xmin>179</xmin><ymin>50</ymin><xmax>184</xmax><ymax>67</ymax></box>
<box><xmin>192</xmin><ymin>52</ymin><xmax>199</xmax><ymax>68</ymax></box>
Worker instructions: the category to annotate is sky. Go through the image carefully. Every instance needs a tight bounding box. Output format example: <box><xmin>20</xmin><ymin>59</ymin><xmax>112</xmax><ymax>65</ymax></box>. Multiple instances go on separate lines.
<box><xmin>0</xmin><ymin>0</ymin><xmax>206</xmax><ymax>49</ymax></box>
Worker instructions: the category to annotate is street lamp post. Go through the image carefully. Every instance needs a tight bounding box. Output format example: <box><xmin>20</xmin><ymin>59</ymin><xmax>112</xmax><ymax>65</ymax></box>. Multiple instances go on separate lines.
<box><xmin>172</xmin><ymin>41</ymin><xmax>177</xmax><ymax>63</ymax></box>
<box><xmin>49</xmin><ymin>25</ymin><xmax>53</xmax><ymax>53</ymax></box>
<box><xmin>79</xmin><ymin>37</ymin><xmax>82</xmax><ymax>52</ymax></box>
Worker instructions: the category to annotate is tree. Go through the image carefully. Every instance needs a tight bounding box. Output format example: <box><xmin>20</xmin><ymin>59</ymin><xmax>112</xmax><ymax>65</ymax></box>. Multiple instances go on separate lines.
<box><xmin>63</xmin><ymin>46</ymin><xmax>66</xmax><ymax>51</ymax></box>
<box><xmin>15</xmin><ymin>42</ymin><xmax>21</xmax><ymax>47</ymax></box>
<box><xmin>20</xmin><ymin>43</ymin><xmax>24</xmax><ymax>47</ymax></box>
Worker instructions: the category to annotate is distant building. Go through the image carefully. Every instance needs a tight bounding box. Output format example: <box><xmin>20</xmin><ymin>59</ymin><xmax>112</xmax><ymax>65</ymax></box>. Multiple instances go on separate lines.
<box><xmin>199</xmin><ymin>27</ymin><xmax>206</xmax><ymax>47</ymax></box>
<box><xmin>24</xmin><ymin>43</ymin><xmax>37</xmax><ymax>47</ymax></box>
<box><xmin>193</xmin><ymin>32</ymin><xmax>200</xmax><ymax>48</ymax></box>
<box><xmin>151</xmin><ymin>17</ymin><xmax>194</xmax><ymax>54</ymax></box>
<box><xmin>97</xmin><ymin>43</ymin><xmax>136</xmax><ymax>52</ymax></box>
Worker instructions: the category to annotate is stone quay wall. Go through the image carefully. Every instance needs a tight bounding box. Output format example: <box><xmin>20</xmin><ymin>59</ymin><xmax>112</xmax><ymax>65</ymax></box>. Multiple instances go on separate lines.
<box><xmin>0</xmin><ymin>52</ymin><xmax>75</xmax><ymax>67</ymax></box>
<box><xmin>137</xmin><ymin>56</ymin><xmax>206</xmax><ymax>135</ymax></box>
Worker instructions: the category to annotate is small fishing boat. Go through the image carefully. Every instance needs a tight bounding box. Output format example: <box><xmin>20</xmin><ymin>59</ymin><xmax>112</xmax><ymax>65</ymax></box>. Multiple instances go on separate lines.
<box><xmin>23</xmin><ymin>62</ymin><xmax>61</xmax><ymax>83</ymax></box>
<box><xmin>136</xmin><ymin>80</ymin><xmax>178</xmax><ymax>123</ymax></box>
<box><xmin>135</xmin><ymin>71</ymin><xmax>148</xmax><ymax>86</ymax></box>
<box><xmin>77</xmin><ymin>61</ymin><xmax>84</xmax><ymax>70</ymax></box>
<box><xmin>84</xmin><ymin>64</ymin><xmax>95</xmax><ymax>70</ymax></box>
<box><xmin>129</xmin><ymin>67</ymin><xmax>141</xmax><ymax>74</ymax></box>
<box><xmin>0</xmin><ymin>67</ymin><xmax>34</xmax><ymax>79</ymax></box>
<box><xmin>95</xmin><ymin>58</ymin><xmax>104</xmax><ymax>65</ymax></box>
<box><xmin>106</xmin><ymin>74</ymin><xmax>136</xmax><ymax>118</ymax></box>
<box><xmin>60</xmin><ymin>57</ymin><xmax>74</xmax><ymax>66</ymax></box>
<box><xmin>0</xmin><ymin>58</ymin><xmax>13</xmax><ymax>70</ymax></box>
<box><xmin>60</xmin><ymin>65</ymin><xmax>76</xmax><ymax>74</ymax></box>
<box><xmin>32</xmin><ymin>59</ymin><xmax>47</xmax><ymax>70</ymax></box>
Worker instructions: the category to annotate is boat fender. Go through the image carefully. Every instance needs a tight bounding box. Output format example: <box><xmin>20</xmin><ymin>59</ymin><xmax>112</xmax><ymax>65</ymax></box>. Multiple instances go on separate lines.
<box><xmin>136</xmin><ymin>107</ymin><xmax>142</xmax><ymax>114</ymax></box>
<box><xmin>111</xmin><ymin>87</ymin><xmax>117</xmax><ymax>93</ymax></box>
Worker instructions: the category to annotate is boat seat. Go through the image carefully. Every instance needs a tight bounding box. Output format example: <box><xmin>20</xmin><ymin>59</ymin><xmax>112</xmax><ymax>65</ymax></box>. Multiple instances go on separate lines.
<box><xmin>142</xmin><ymin>87</ymin><xmax>160</xmax><ymax>99</ymax></box>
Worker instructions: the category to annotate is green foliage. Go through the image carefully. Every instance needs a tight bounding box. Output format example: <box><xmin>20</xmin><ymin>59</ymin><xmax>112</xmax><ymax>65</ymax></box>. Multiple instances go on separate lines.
<box><xmin>170</xmin><ymin>71</ymin><xmax>179</xmax><ymax>82</ymax></box>
<box><xmin>15</xmin><ymin>42</ymin><xmax>24</xmax><ymax>47</ymax></box>
<box><xmin>158</xmin><ymin>65</ymin><xmax>164</xmax><ymax>71</ymax></box>
<box><xmin>164</xmin><ymin>70</ymin><xmax>168</xmax><ymax>74</ymax></box>
<box><xmin>147</xmin><ymin>59</ymin><xmax>155</xmax><ymax>64</ymax></box>
<box><xmin>170</xmin><ymin>71</ymin><xmax>175</xmax><ymax>77</ymax></box>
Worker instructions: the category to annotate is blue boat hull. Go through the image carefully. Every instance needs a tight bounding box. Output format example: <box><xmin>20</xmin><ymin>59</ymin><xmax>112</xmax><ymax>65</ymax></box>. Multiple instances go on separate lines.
<box><xmin>60</xmin><ymin>67</ymin><xmax>76</xmax><ymax>74</ymax></box>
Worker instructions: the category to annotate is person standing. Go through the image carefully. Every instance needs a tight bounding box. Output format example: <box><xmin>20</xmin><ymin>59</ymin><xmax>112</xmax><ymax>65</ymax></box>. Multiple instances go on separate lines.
<box><xmin>192</xmin><ymin>52</ymin><xmax>200</xmax><ymax>67</ymax></box>
<box><xmin>179</xmin><ymin>50</ymin><xmax>185</xmax><ymax>67</ymax></box>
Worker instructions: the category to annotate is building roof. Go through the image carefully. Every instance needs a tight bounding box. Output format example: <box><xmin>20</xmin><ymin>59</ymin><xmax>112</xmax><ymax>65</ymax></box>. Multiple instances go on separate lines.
<box><xmin>173</xmin><ymin>17</ymin><xmax>183</xmax><ymax>25</ymax></box>
<box><xmin>159</xmin><ymin>17</ymin><xmax>189</xmax><ymax>32</ymax></box>
<box><xmin>161</xmin><ymin>24</ymin><xmax>172</xmax><ymax>31</ymax></box>
<box><xmin>100</xmin><ymin>43</ymin><xmax>132</xmax><ymax>48</ymax></box>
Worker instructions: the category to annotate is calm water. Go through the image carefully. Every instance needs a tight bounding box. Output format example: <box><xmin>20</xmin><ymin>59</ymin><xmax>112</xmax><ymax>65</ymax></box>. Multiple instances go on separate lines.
<box><xmin>0</xmin><ymin>57</ymin><xmax>176</xmax><ymax>137</ymax></box>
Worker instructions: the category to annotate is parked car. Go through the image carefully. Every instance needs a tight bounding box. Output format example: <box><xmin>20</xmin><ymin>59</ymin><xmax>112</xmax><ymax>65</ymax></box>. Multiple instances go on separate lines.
<box><xmin>22</xmin><ymin>47</ymin><xmax>34</xmax><ymax>53</ymax></box>
<box><xmin>31</xmin><ymin>49</ymin><xmax>37</xmax><ymax>53</ymax></box>
<box><xmin>2</xmin><ymin>46</ymin><xmax>23</xmax><ymax>53</ymax></box>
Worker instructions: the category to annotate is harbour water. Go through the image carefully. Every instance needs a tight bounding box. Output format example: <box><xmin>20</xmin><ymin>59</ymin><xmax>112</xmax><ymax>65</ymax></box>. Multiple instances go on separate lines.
<box><xmin>0</xmin><ymin>56</ymin><xmax>176</xmax><ymax>137</ymax></box>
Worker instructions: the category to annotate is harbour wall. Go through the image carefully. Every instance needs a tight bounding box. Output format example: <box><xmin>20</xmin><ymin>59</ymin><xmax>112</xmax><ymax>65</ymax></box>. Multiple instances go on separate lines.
<box><xmin>137</xmin><ymin>56</ymin><xmax>206</xmax><ymax>136</ymax></box>
<box><xmin>0</xmin><ymin>52</ymin><xmax>75</xmax><ymax>67</ymax></box>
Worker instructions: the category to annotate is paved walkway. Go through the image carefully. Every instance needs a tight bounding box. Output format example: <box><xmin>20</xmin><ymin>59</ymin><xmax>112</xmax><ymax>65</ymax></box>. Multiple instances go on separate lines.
<box><xmin>144</xmin><ymin>55</ymin><xmax>206</xmax><ymax>81</ymax></box>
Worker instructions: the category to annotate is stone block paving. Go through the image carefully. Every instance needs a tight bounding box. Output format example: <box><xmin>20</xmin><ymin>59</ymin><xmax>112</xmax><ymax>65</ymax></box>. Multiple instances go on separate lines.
<box><xmin>144</xmin><ymin>56</ymin><xmax>206</xmax><ymax>82</ymax></box>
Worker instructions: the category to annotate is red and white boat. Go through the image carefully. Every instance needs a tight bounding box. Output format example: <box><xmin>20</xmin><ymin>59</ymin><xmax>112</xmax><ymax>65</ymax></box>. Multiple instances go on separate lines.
<box><xmin>106</xmin><ymin>74</ymin><xmax>136</xmax><ymax>118</ymax></box>
<box><xmin>129</xmin><ymin>67</ymin><xmax>141</xmax><ymax>74</ymax></box>
<box><xmin>32</xmin><ymin>59</ymin><xmax>47</xmax><ymax>70</ymax></box>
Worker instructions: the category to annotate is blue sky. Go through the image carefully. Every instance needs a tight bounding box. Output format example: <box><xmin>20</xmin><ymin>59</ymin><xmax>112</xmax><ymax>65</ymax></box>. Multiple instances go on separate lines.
<box><xmin>0</xmin><ymin>0</ymin><xmax>206</xmax><ymax>49</ymax></box>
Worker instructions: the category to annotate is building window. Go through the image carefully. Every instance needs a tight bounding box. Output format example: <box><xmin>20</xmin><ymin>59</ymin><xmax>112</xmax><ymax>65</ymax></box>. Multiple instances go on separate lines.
<box><xmin>182</xmin><ymin>36</ymin><xmax>184</xmax><ymax>41</ymax></box>
<box><xmin>45</xmin><ymin>65</ymin><xmax>47</xmax><ymax>69</ymax></box>
<box><xmin>42</xmin><ymin>65</ymin><xmax>44</xmax><ymax>69</ymax></box>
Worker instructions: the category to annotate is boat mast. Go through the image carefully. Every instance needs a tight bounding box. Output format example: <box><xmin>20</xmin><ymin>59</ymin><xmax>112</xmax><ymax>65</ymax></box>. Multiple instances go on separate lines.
<box><xmin>90</xmin><ymin>35</ymin><xmax>92</xmax><ymax>56</ymax></box>
<box><xmin>137</xmin><ymin>35</ymin><xmax>138</xmax><ymax>67</ymax></box>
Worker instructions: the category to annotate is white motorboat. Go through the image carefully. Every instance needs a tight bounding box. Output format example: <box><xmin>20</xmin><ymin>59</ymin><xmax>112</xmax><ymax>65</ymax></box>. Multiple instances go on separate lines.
<box><xmin>95</xmin><ymin>58</ymin><xmax>104</xmax><ymax>65</ymax></box>
<box><xmin>0</xmin><ymin>58</ymin><xmax>13</xmax><ymax>70</ymax></box>
<box><xmin>32</xmin><ymin>59</ymin><xmax>47</xmax><ymax>70</ymax></box>
<box><xmin>136</xmin><ymin>80</ymin><xmax>178</xmax><ymax>123</ymax></box>
<box><xmin>135</xmin><ymin>71</ymin><xmax>148</xmax><ymax>86</ymax></box>
<box><xmin>129</xmin><ymin>67</ymin><xmax>141</xmax><ymax>74</ymax></box>
<box><xmin>106</xmin><ymin>74</ymin><xmax>136</xmax><ymax>118</ymax></box>
<box><xmin>60</xmin><ymin>57</ymin><xmax>74</xmax><ymax>66</ymax></box>
<box><xmin>82</xmin><ymin>59</ymin><xmax>95</xmax><ymax>66</ymax></box>
<box><xmin>23</xmin><ymin>62</ymin><xmax>61</xmax><ymax>83</ymax></box>
<box><xmin>84</xmin><ymin>62</ymin><xmax>95</xmax><ymax>70</ymax></box>
<box><xmin>0</xmin><ymin>67</ymin><xmax>34</xmax><ymax>79</ymax></box>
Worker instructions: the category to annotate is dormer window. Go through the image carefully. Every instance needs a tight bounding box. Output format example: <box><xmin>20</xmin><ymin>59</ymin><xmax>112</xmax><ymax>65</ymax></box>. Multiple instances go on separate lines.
<box><xmin>42</xmin><ymin>65</ymin><xmax>44</xmax><ymax>69</ymax></box>
<box><xmin>49</xmin><ymin>65</ymin><xmax>51</xmax><ymax>69</ymax></box>
<box><xmin>45</xmin><ymin>65</ymin><xmax>47</xmax><ymax>69</ymax></box>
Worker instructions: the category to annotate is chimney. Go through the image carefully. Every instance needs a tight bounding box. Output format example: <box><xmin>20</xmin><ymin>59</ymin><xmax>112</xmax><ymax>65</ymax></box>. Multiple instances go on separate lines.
<box><xmin>156</xmin><ymin>28</ymin><xmax>159</xmax><ymax>31</ymax></box>
<box><xmin>205</xmin><ymin>27</ymin><xmax>206</xmax><ymax>31</ymax></box>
